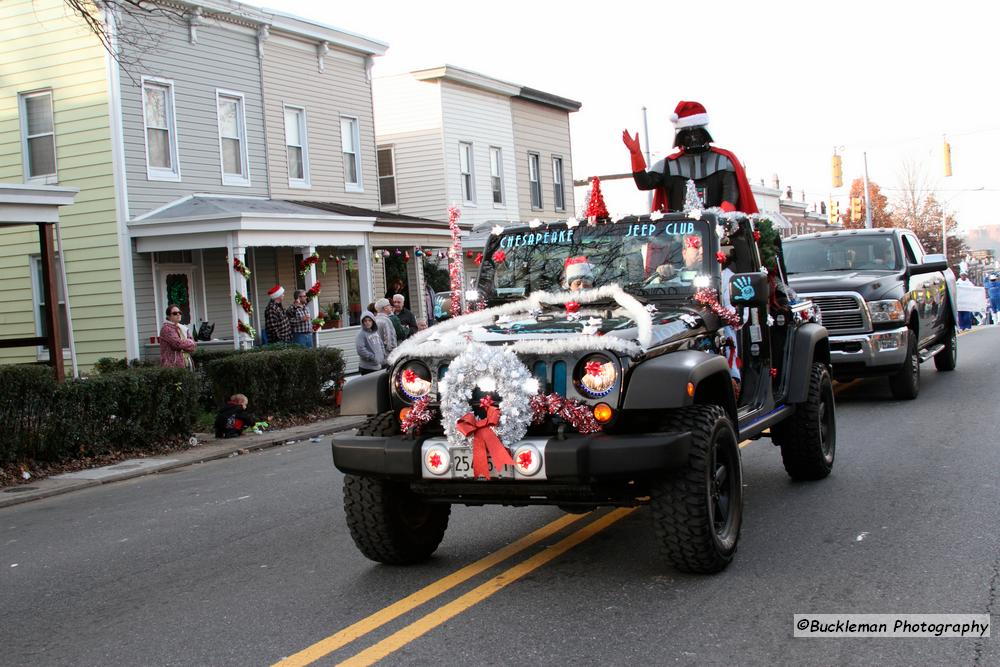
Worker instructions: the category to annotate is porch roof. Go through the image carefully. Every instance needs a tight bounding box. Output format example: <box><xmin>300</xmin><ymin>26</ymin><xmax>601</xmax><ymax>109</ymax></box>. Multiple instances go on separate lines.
<box><xmin>129</xmin><ymin>195</ymin><xmax>451</xmax><ymax>252</ymax></box>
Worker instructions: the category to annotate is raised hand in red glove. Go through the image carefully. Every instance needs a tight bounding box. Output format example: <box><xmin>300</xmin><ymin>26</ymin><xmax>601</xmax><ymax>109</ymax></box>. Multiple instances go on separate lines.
<box><xmin>622</xmin><ymin>130</ymin><xmax>647</xmax><ymax>172</ymax></box>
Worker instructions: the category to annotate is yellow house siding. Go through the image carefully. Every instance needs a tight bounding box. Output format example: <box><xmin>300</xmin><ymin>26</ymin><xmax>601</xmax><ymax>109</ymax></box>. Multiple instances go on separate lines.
<box><xmin>0</xmin><ymin>0</ymin><xmax>124</xmax><ymax>370</ymax></box>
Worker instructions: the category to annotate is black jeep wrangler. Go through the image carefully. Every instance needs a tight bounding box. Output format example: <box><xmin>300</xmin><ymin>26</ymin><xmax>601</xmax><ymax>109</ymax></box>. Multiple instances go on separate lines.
<box><xmin>332</xmin><ymin>212</ymin><xmax>835</xmax><ymax>573</ymax></box>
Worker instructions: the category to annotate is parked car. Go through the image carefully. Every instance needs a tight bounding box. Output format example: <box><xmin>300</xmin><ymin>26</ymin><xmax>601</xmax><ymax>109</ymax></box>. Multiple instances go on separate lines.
<box><xmin>783</xmin><ymin>227</ymin><xmax>957</xmax><ymax>399</ymax></box>
<box><xmin>333</xmin><ymin>212</ymin><xmax>835</xmax><ymax>573</ymax></box>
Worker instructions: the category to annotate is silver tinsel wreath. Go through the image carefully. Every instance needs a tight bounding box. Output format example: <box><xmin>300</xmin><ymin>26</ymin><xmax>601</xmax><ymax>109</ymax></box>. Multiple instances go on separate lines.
<box><xmin>439</xmin><ymin>343</ymin><xmax>536</xmax><ymax>449</ymax></box>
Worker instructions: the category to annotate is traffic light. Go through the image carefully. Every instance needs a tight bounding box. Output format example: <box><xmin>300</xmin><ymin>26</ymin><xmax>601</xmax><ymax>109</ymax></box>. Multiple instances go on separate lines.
<box><xmin>832</xmin><ymin>154</ymin><xmax>843</xmax><ymax>188</ymax></box>
<box><xmin>828</xmin><ymin>199</ymin><xmax>840</xmax><ymax>225</ymax></box>
<box><xmin>850</xmin><ymin>197</ymin><xmax>862</xmax><ymax>223</ymax></box>
<box><xmin>943</xmin><ymin>139</ymin><xmax>952</xmax><ymax>177</ymax></box>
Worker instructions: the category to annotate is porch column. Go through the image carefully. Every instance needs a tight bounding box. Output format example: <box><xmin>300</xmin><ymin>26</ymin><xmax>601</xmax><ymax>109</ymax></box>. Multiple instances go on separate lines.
<box><xmin>228</xmin><ymin>237</ymin><xmax>250</xmax><ymax>350</ymax></box>
<box><xmin>301</xmin><ymin>245</ymin><xmax>318</xmax><ymax>344</ymax></box>
<box><xmin>358</xmin><ymin>237</ymin><xmax>373</xmax><ymax>316</ymax></box>
<box><xmin>38</xmin><ymin>223</ymin><xmax>64</xmax><ymax>381</ymax></box>
<box><xmin>413</xmin><ymin>253</ymin><xmax>427</xmax><ymax>327</ymax></box>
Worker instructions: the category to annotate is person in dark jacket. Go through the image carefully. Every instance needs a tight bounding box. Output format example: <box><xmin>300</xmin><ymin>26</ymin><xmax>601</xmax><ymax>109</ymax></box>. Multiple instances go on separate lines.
<box><xmin>214</xmin><ymin>394</ymin><xmax>255</xmax><ymax>438</ymax></box>
<box><xmin>355</xmin><ymin>311</ymin><xmax>386</xmax><ymax>374</ymax></box>
<box><xmin>391</xmin><ymin>294</ymin><xmax>418</xmax><ymax>339</ymax></box>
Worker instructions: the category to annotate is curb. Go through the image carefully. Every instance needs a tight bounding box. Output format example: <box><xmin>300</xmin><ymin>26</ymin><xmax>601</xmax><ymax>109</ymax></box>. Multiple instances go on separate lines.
<box><xmin>0</xmin><ymin>416</ymin><xmax>367</xmax><ymax>510</ymax></box>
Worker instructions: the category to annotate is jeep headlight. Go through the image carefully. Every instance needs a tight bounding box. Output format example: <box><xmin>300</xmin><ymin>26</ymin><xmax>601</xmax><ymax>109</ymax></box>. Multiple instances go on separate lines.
<box><xmin>574</xmin><ymin>354</ymin><xmax>618</xmax><ymax>398</ymax></box>
<box><xmin>395</xmin><ymin>361</ymin><xmax>432</xmax><ymax>401</ymax></box>
<box><xmin>869</xmin><ymin>299</ymin><xmax>905</xmax><ymax>323</ymax></box>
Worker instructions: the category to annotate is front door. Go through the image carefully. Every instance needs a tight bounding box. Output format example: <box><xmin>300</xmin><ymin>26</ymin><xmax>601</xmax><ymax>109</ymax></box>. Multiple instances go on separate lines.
<box><xmin>158</xmin><ymin>265</ymin><xmax>199</xmax><ymax>329</ymax></box>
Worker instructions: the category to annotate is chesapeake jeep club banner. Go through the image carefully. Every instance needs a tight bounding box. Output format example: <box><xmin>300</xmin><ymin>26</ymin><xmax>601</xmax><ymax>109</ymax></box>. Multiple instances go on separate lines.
<box><xmin>956</xmin><ymin>283</ymin><xmax>987</xmax><ymax>312</ymax></box>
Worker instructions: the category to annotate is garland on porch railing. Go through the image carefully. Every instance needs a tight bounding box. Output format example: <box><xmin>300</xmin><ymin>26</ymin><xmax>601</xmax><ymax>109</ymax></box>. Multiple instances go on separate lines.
<box><xmin>230</xmin><ymin>256</ymin><xmax>255</xmax><ymax>340</ymax></box>
<box><xmin>311</xmin><ymin>317</ymin><xmax>325</xmax><ymax>332</ymax></box>
<box><xmin>298</xmin><ymin>253</ymin><xmax>320</xmax><ymax>277</ymax></box>
<box><xmin>232</xmin><ymin>257</ymin><xmax>251</xmax><ymax>279</ymax></box>
<box><xmin>237</xmin><ymin>320</ymin><xmax>256</xmax><ymax>339</ymax></box>
<box><xmin>306</xmin><ymin>281</ymin><xmax>322</xmax><ymax>301</ymax></box>
<box><xmin>234</xmin><ymin>291</ymin><xmax>253</xmax><ymax>316</ymax></box>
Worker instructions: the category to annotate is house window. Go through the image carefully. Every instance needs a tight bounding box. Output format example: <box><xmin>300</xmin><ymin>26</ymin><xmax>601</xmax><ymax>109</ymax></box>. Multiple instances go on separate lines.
<box><xmin>459</xmin><ymin>142</ymin><xmax>475</xmax><ymax>203</ymax></box>
<box><xmin>19</xmin><ymin>90</ymin><xmax>57</xmax><ymax>182</ymax></box>
<box><xmin>377</xmin><ymin>145</ymin><xmax>397</xmax><ymax>207</ymax></box>
<box><xmin>141</xmin><ymin>78</ymin><xmax>180</xmax><ymax>181</ymax></box>
<box><xmin>552</xmin><ymin>156</ymin><xmax>565</xmax><ymax>211</ymax></box>
<box><xmin>341</xmin><ymin>115</ymin><xmax>362</xmax><ymax>191</ymax></box>
<box><xmin>30</xmin><ymin>255</ymin><xmax>69</xmax><ymax>358</ymax></box>
<box><xmin>217</xmin><ymin>91</ymin><xmax>250</xmax><ymax>186</ymax></box>
<box><xmin>284</xmin><ymin>106</ymin><xmax>310</xmax><ymax>188</ymax></box>
<box><xmin>528</xmin><ymin>152</ymin><xmax>542</xmax><ymax>209</ymax></box>
<box><xmin>490</xmin><ymin>146</ymin><xmax>504</xmax><ymax>205</ymax></box>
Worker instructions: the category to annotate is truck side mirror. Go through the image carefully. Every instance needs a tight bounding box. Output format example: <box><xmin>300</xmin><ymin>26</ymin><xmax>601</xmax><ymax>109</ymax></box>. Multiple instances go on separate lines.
<box><xmin>728</xmin><ymin>272</ymin><xmax>770</xmax><ymax>309</ymax></box>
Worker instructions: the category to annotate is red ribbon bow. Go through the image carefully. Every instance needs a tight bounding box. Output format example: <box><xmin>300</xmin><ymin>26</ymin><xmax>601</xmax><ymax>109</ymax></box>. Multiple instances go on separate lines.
<box><xmin>455</xmin><ymin>406</ymin><xmax>514</xmax><ymax>479</ymax></box>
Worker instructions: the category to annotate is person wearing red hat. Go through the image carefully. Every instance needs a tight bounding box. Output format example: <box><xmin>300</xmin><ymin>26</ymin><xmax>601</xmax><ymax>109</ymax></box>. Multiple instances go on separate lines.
<box><xmin>563</xmin><ymin>256</ymin><xmax>595</xmax><ymax>290</ymax></box>
<box><xmin>622</xmin><ymin>101</ymin><xmax>758</xmax><ymax>214</ymax></box>
<box><xmin>264</xmin><ymin>284</ymin><xmax>291</xmax><ymax>344</ymax></box>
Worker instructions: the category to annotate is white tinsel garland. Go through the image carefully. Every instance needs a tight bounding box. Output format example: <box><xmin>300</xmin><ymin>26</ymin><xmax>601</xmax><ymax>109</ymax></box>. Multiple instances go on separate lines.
<box><xmin>439</xmin><ymin>343</ymin><xmax>534</xmax><ymax>449</ymax></box>
<box><xmin>389</xmin><ymin>284</ymin><xmax>652</xmax><ymax>364</ymax></box>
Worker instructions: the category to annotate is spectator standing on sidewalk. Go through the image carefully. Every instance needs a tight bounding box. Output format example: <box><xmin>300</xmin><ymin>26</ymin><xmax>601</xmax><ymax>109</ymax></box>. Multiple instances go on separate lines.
<box><xmin>264</xmin><ymin>285</ymin><xmax>291</xmax><ymax>344</ymax></box>
<box><xmin>355</xmin><ymin>311</ymin><xmax>386</xmax><ymax>374</ymax></box>
<box><xmin>373</xmin><ymin>298</ymin><xmax>398</xmax><ymax>353</ymax></box>
<box><xmin>956</xmin><ymin>272</ymin><xmax>976</xmax><ymax>330</ymax></box>
<box><xmin>159</xmin><ymin>303</ymin><xmax>197</xmax><ymax>368</ymax></box>
<box><xmin>286</xmin><ymin>289</ymin><xmax>313</xmax><ymax>347</ymax></box>
<box><xmin>392</xmin><ymin>294</ymin><xmax>418</xmax><ymax>340</ymax></box>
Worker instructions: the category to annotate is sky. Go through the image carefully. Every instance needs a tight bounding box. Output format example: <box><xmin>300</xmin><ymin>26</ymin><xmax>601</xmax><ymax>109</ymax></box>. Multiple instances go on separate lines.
<box><xmin>250</xmin><ymin>0</ymin><xmax>997</xmax><ymax>231</ymax></box>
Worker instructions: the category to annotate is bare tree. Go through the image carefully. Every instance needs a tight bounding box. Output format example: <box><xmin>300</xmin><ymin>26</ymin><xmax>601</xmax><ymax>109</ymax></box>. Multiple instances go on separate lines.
<box><xmin>60</xmin><ymin>0</ymin><xmax>190</xmax><ymax>82</ymax></box>
<box><xmin>890</xmin><ymin>160</ymin><xmax>968</xmax><ymax>268</ymax></box>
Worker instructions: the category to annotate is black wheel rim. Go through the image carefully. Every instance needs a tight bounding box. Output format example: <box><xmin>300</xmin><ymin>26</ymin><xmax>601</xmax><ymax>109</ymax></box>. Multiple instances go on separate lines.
<box><xmin>710</xmin><ymin>431</ymin><xmax>740</xmax><ymax>544</ymax></box>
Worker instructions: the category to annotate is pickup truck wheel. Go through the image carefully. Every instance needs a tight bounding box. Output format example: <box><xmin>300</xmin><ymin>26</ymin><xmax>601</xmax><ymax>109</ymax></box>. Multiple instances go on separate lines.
<box><xmin>342</xmin><ymin>412</ymin><xmax>450</xmax><ymax>565</ymax></box>
<box><xmin>649</xmin><ymin>406</ymin><xmax>742</xmax><ymax>574</ymax></box>
<box><xmin>772</xmin><ymin>363</ymin><xmax>836</xmax><ymax>480</ymax></box>
<box><xmin>934</xmin><ymin>323</ymin><xmax>957</xmax><ymax>371</ymax></box>
<box><xmin>888</xmin><ymin>334</ymin><xmax>920</xmax><ymax>400</ymax></box>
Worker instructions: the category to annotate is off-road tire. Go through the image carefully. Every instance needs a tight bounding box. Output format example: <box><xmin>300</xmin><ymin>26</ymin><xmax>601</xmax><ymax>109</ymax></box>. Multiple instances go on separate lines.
<box><xmin>934</xmin><ymin>320</ymin><xmax>957</xmax><ymax>371</ymax></box>
<box><xmin>771</xmin><ymin>363</ymin><xmax>836</xmax><ymax>480</ymax></box>
<box><xmin>649</xmin><ymin>405</ymin><xmax>742</xmax><ymax>574</ymax></box>
<box><xmin>342</xmin><ymin>412</ymin><xmax>450</xmax><ymax>565</ymax></box>
<box><xmin>888</xmin><ymin>333</ymin><xmax>920</xmax><ymax>400</ymax></box>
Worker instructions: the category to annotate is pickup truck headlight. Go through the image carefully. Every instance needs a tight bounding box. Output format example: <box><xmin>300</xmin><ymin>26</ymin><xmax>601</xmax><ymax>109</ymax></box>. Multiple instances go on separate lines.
<box><xmin>868</xmin><ymin>299</ymin><xmax>905</xmax><ymax>323</ymax></box>
<box><xmin>395</xmin><ymin>361</ymin><xmax>432</xmax><ymax>401</ymax></box>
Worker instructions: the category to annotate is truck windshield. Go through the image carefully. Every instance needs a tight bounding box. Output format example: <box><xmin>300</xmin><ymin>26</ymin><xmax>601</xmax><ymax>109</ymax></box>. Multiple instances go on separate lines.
<box><xmin>784</xmin><ymin>235</ymin><xmax>901</xmax><ymax>273</ymax></box>
<box><xmin>477</xmin><ymin>217</ymin><xmax>715</xmax><ymax>299</ymax></box>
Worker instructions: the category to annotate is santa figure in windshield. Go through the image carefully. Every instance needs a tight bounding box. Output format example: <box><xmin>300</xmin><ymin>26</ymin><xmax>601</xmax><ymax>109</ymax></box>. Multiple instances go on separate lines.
<box><xmin>623</xmin><ymin>101</ymin><xmax>758</xmax><ymax>214</ymax></box>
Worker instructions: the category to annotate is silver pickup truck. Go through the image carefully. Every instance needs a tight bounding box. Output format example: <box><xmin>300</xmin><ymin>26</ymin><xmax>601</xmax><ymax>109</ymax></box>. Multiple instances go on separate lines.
<box><xmin>783</xmin><ymin>227</ymin><xmax>957</xmax><ymax>399</ymax></box>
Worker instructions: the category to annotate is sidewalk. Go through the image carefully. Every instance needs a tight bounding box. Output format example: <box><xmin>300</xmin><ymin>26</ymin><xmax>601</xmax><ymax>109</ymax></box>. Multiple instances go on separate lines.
<box><xmin>0</xmin><ymin>414</ymin><xmax>368</xmax><ymax>510</ymax></box>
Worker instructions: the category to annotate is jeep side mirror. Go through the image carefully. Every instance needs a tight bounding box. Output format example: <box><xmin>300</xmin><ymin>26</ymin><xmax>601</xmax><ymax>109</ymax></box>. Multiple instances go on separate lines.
<box><xmin>728</xmin><ymin>272</ymin><xmax>769</xmax><ymax>309</ymax></box>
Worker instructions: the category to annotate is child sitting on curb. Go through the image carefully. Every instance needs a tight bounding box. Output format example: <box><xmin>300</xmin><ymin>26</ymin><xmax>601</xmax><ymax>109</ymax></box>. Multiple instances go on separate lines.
<box><xmin>214</xmin><ymin>394</ymin><xmax>256</xmax><ymax>439</ymax></box>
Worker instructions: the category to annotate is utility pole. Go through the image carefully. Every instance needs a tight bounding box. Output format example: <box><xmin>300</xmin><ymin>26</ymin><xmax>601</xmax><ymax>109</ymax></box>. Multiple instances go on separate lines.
<box><xmin>862</xmin><ymin>152</ymin><xmax>873</xmax><ymax>229</ymax></box>
<box><xmin>642</xmin><ymin>106</ymin><xmax>652</xmax><ymax>211</ymax></box>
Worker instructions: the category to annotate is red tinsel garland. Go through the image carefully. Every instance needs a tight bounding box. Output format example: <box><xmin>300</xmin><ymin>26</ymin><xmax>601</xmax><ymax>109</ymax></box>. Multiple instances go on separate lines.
<box><xmin>694</xmin><ymin>287</ymin><xmax>741</xmax><ymax>328</ymax></box>
<box><xmin>298</xmin><ymin>253</ymin><xmax>320</xmax><ymax>276</ymax></box>
<box><xmin>529</xmin><ymin>393</ymin><xmax>602</xmax><ymax>434</ymax></box>
<box><xmin>448</xmin><ymin>206</ymin><xmax>463</xmax><ymax>316</ymax></box>
<box><xmin>306</xmin><ymin>281</ymin><xmax>321</xmax><ymax>299</ymax></box>
<box><xmin>401</xmin><ymin>397</ymin><xmax>436</xmax><ymax>434</ymax></box>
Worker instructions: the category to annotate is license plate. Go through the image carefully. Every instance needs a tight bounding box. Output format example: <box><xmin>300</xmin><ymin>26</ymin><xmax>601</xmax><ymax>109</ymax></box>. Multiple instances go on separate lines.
<box><xmin>450</xmin><ymin>447</ymin><xmax>514</xmax><ymax>479</ymax></box>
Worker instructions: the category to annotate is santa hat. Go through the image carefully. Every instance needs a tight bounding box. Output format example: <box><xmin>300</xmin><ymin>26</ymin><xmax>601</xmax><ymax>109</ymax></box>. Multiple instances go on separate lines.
<box><xmin>268</xmin><ymin>284</ymin><xmax>284</xmax><ymax>299</ymax></box>
<box><xmin>564</xmin><ymin>256</ymin><xmax>593</xmax><ymax>281</ymax></box>
<box><xmin>671</xmin><ymin>100</ymin><xmax>710</xmax><ymax>129</ymax></box>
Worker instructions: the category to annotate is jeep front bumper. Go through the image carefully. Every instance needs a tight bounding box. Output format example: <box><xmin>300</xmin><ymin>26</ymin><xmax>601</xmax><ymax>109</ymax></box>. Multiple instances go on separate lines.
<box><xmin>332</xmin><ymin>431</ymin><xmax>692</xmax><ymax>483</ymax></box>
<box><xmin>828</xmin><ymin>326</ymin><xmax>909</xmax><ymax>372</ymax></box>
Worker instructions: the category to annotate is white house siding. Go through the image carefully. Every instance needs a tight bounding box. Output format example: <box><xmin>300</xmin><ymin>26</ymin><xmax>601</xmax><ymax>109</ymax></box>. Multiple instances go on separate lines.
<box><xmin>118</xmin><ymin>13</ymin><xmax>269</xmax><ymax>219</ymax></box>
<box><xmin>510</xmin><ymin>98</ymin><xmax>575</xmax><ymax>220</ymax></box>
<box><xmin>316</xmin><ymin>326</ymin><xmax>359</xmax><ymax>373</ymax></box>
<box><xmin>440</xmin><ymin>81</ymin><xmax>518</xmax><ymax>228</ymax></box>
<box><xmin>263</xmin><ymin>36</ymin><xmax>379</xmax><ymax>208</ymax></box>
<box><xmin>202</xmin><ymin>247</ymin><xmax>235</xmax><ymax>341</ymax></box>
<box><xmin>371</xmin><ymin>74</ymin><xmax>446</xmax><ymax>219</ymax></box>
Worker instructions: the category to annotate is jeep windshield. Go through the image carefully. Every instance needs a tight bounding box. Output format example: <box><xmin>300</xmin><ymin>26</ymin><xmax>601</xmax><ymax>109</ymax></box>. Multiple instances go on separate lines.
<box><xmin>477</xmin><ymin>216</ymin><xmax>716</xmax><ymax>300</ymax></box>
<box><xmin>784</xmin><ymin>235</ymin><xmax>902</xmax><ymax>274</ymax></box>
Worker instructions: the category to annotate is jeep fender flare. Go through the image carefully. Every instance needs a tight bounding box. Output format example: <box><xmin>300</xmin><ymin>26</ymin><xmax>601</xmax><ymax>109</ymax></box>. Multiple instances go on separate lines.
<box><xmin>787</xmin><ymin>323</ymin><xmax>831</xmax><ymax>403</ymax></box>
<box><xmin>622</xmin><ymin>351</ymin><xmax>736</xmax><ymax>423</ymax></box>
<box><xmin>340</xmin><ymin>369</ymin><xmax>391</xmax><ymax>416</ymax></box>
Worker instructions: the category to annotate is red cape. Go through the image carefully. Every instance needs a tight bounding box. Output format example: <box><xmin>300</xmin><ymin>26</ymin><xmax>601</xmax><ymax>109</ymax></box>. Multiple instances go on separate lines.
<box><xmin>651</xmin><ymin>146</ymin><xmax>758</xmax><ymax>214</ymax></box>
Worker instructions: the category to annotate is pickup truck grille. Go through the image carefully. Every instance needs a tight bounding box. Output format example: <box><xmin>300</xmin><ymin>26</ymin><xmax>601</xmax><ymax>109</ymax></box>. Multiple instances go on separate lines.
<box><xmin>802</xmin><ymin>293</ymin><xmax>870</xmax><ymax>334</ymax></box>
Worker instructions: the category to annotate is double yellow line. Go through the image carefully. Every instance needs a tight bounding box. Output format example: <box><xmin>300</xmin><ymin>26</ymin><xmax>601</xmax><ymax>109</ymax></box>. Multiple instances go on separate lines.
<box><xmin>275</xmin><ymin>508</ymin><xmax>635</xmax><ymax>667</ymax></box>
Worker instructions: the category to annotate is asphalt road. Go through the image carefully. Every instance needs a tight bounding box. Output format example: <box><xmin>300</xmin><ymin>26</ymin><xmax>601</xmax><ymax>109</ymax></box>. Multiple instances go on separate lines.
<box><xmin>2</xmin><ymin>328</ymin><xmax>998</xmax><ymax>666</ymax></box>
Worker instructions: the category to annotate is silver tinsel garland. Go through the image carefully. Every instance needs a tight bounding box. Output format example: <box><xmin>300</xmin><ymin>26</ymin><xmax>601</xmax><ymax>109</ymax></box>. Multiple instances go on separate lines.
<box><xmin>439</xmin><ymin>343</ymin><xmax>535</xmax><ymax>449</ymax></box>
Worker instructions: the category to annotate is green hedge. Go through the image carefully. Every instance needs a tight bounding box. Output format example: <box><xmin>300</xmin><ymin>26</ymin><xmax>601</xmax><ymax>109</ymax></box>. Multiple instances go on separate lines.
<box><xmin>203</xmin><ymin>346</ymin><xmax>344</xmax><ymax>416</ymax></box>
<box><xmin>0</xmin><ymin>366</ymin><xmax>199</xmax><ymax>464</ymax></box>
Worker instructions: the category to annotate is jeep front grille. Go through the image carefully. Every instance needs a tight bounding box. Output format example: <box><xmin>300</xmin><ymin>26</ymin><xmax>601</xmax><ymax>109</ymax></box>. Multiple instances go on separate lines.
<box><xmin>803</xmin><ymin>292</ymin><xmax>870</xmax><ymax>334</ymax></box>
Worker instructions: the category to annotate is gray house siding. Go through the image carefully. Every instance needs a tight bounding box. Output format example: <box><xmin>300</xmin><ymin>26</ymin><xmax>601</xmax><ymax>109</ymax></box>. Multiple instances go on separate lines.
<box><xmin>262</xmin><ymin>36</ymin><xmax>379</xmax><ymax>208</ymax></box>
<box><xmin>118</xmin><ymin>13</ymin><xmax>269</xmax><ymax>219</ymax></box>
<box><xmin>133</xmin><ymin>250</ymin><xmax>157</xmax><ymax>344</ymax></box>
<box><xmin>511</xmin><ymin>98</ymin><xmax>575</xmax><ymax>219</ymax></box>
<box><xmin>203</xmin><ymin>247</ymin><xmax>235</xmax><ymax>341</ymax></box>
